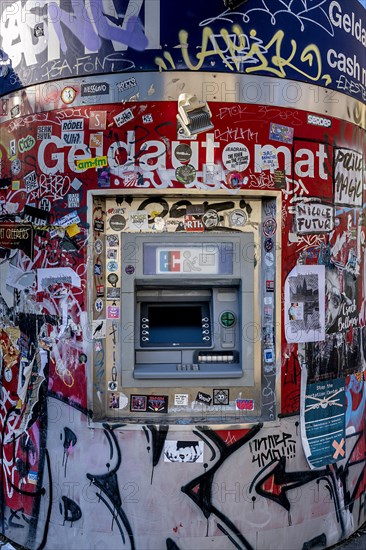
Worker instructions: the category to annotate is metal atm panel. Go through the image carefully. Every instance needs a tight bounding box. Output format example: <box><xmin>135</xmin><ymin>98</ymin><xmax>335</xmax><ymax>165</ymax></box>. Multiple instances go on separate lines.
<box><xmin>120</xmin><ymin>232</ymin><xmax>254</xmax><ymax>388</ymax></box>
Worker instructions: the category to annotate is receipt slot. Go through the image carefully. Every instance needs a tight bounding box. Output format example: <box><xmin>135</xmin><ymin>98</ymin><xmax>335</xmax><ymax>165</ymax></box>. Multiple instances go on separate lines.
<box><xmin>120</xmin><ymin>233</ymin><xmax>255</xmax><ymax>388</ymax></box>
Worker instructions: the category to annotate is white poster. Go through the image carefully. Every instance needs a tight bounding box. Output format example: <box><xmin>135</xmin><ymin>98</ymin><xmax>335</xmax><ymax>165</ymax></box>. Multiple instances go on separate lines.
<box><xmin>285</xmin><ymin>265</ymin><xmax>325</xmax><ymax>343</ymax></box>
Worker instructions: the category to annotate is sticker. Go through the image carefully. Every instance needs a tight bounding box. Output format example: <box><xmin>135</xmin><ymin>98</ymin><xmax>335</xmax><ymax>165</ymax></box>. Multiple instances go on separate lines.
<box><xmin>67</xmin><ymin>193</ymin><xmax>80</xmax><ymax>208</ymax></box>
<box><xmin>97</xmin><ymin>166</ymin><xmax>110</xmax><ymax>188</ymax></box>
<box><xmin>18</xmin><ymin>135</ymin><xmax>35</xmax><ymax>154</ymax></box>
<box><xmin>125</xmin><ymin>265</ymin><xmax>135</xmax><ymax>275</ymax></box>
<box><xmin>164</xmin><ymin>440</ymin><xmax>204</xmax><ymax>463</ymax></box>
<box><xmin>107</xmin><ymin>260</ymin><xmax>118</xmax><ymax>272</ymax></box>
<box><xmin>9</xmin><ymin>139</ymin><xmax>16</xmax><ymax>156</ymax></box>
<box><xmin>118</xmin><ymin>393</ymin><xmax>129</xmax><ymax>410</ymax></box>
<box><xmin>28</xmin><ymin>471</ymin><xmax>38</xmax><ymax>485</ymax></box>
<box><xmin>274</xmin><ymin>169</ymin><xmax>286</xmax><ymax>189</ymax></box>
<box><xmin>263</xmin><ymin>218</ymin><xmax>277</xmax><ymax>237</ymax></box>
<box><xmin>34</xmin><ymin>22</ymin><xmax>44</xmax><ymax>37</ymax></box>
<box><xmin>106</xmin><ymin>234</ymin><xmax>119</xmax><ymax>247</ymax></box>
<box><xmin>89</xmin><ymin>111</ymin><xmax>107</xmax><ymax>130</ymax></box>
<box><xmin>114</xmin><ymin>108</ymin><xmax>134</xmax><ymax>127</ymax></box>
<box><xmin>230</xmin><ymin>209</ymin><xmax>247</xmax><ymax>227</ymax></box>
<box><xmin>109</xmin><ymin>393</ymin><xmax>120</xmax><ymax>408</ymax></box>
<box><xmin>37</xmin><ymin>126</ymin><xmax>52</xmax><ymax>140</ymax></box>
<box><xmin>61</xmin><ymin>120</ymin><xmax>85</xmax><ymax>133</ymax></box>
<box><xmin>184</xmin><ymin>215</ymin><xmax>204</xmax><ymax>232</ymax></box>
<box><xmin>202</xmin><ymin>210</ymin><xmax>219</xmax><ymax>229</ymax></box>
<box><xmin>1</xmin><ymin>99</ymin><xmax>8</xmax><ymax>116</ymax></box>
<box><xmin>130</xmin><ymin>395</ymin><xmax>147</xmax><ymax>412</ymax></box>
<box><xmin>93</xmin><ymin>219</ymin><xmax>104</xmax><ymax>232</ymax></box>
<box><xmin>61</xmin><ymin>86</ymin><xmax>77</xmax><ymax>104</ymax></box>
<box><xmin>129</xmin><ymin>211</ymin><xmax>149</xmax><ymax>231</ymax></box>
<box><xmin>147</xmin><ymin>395</ymin><xmax>168</xmax><ymax>413</ymax></box>
<box><xmin>307</xmin><ymin>114</ymin><xmax>332</xmax><ymax>128</ymax></box>
<box><xmin>116</xmin><ymin>77</ymin><xmax>137</xmax><ymax>93</ymax></box>
<box><xmin>269</xmin><ymin>122</ymin><xmax>294</xmax><ymax>144</ymax></box>
<box><xmin>107</xmin><ymin>273</ymin><xmax>119</xmax><ymax>286</ymax></box>
<box><xmin>265</xmin><ymin>252</ymin><xmax>274</xmax><ymax>267</ymax></box>
<box><xmin>186</xmin><ymin>204</ymin><xmax>205</xmax><ymax>216</ymax></box>
<box><xmin>106</xmin><ymin>287</ymin><xmax>120</xmax><ymax>300</ymax></box>
<box><xmin>222</xmin><ymin>143</ymin><xmax>250</xmax><ymax>172</ymax></box>
<box><xmin>175</xmin><ymin>164</ymin><xmax>196</xmax><ymax>184</ymax></box>
<box><xmin>236</xmin><ymin>399</ymin><xmax>254</xmax><ymax>411</ymax></box>
<box><xmin>94</xmin><ymin>239</ymin><xmax>103</xmax><ymax>255</ymax></box>
<box><xmin>174</xmin><ymin>144</ymin><xmax>192</xmax><ymax>163</ymax></box>
<box><xmin>107</xmin><ymin>305</ymin><xmax>120</xmax><ymax>319</ymax></box>
<box><xmin>264</xmin><ymin>238</ymin><xmax>273</xmax><ymax>252</ymax></box>
<box><xmin>264</xmin><ymin>305</ymin><xmax>273</xmax><ymax>320</ymax></box>
<box><xmin>79</xmin><ymin>353</ymin><xmax>87</xmax><ymax>364</ymax></box>
<box><xmin>92</xmin><ymin>320</ymin><xmax>106</xmax><ymax>339</ymax></box>
<box><xmin>174</xmin><ymin>394</ymin><xmax>189</xmax><ymax>406</ymax></box>
<box><xmin>24</xmin><ymin>171</ymin><xmax>38</xmax><ymax>193</ymax></box>
<box><xmin>264</xmin><ymin>348</ymin><xmax>274</xmax><ymax>363</ymax></box>
<box><xmin>90</xmin><ymin>133</ymin><xmax>103</xmax><ymax>148</ymax></box>
<box><xmin>108</xmin><ymin>381</ymin><xmax>118</xmax><ymax>391</ymax></box>
<box><xmin>142</xmin><ymin>114</ymin><xmax>153</xmax><ymax>124</ymax></box>
<box><xmin>94</xmin><ymin>263</ymin><xmax>102</xmax><ymax>276</ymax></box>
<box><xmin>226</xmin><ymin>171</ymin><xmax>242</xmax><ymax>189</ymax></box>
<box><xmin>107</xmin><ymin>249</ymin><xmax>117</xmax><ymax>259</ymax></box>
<box><xmin>23</xmin><ymin>204</ymin><xmax>50</xmax><ymax>227</ymax></box>
<box><xmin>11</xmin><ymin>159</ymin><xmax>21</xmax><ymax>175</ymax></box>
<box><xmin>213</xmin><ymin>389</ymin><xmax>230</xmax><ymax>406</ymax></box>
<box><xmin>11</xmin><ymin>105</ymin><xmax>20</xmax><ymax>118</ymax></box>
<box><xmin>266</xmin><ymin>280</ymin><xmax>275</xmax><ymax>292</ymax></box>
<box><xmin>152</xmin><ymin>216</ymin><xmax>165</xmax><ymax>231</ymax></box>
<box><xmin>62</xmin><ymin>131</ymin><xmax>84</xmax><ymax>146</ymax></box>
<box><xmin>95</xmin><ymin>298</ymin><xmax>104</xmax><ymax>313</ymax></box>
<box><xmin>109</xmin><ymin>214</ymin><xmax>126</xmax><ymax>231</ymax></box>
<box><xmin>203</xmin><ymin>163</ymin><xmax>222</xmax><ymax>183</ymax></box>
<box><xmin>4</xmin><ymin>368</ymin><xmax>12</xmax><ymax>382</ymax></box>
<box><xmin>195</xmin><ymin>391</ymin><xmax>212</xmax><ymax>406</ymax></box>
<box><xmin>81</xmin><ymin>82</ymin><xmax>109</xmax><ymax>97</ymax></box>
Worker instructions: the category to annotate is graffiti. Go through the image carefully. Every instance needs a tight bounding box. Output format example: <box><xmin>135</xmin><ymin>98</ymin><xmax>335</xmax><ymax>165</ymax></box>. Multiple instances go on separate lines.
<box><xmin>249</xmin><ymin>433</ymin><xmax>296</xmax><ymax>468</ymax></box>
<box><xmin>334</xmin><ymin>148</ymin><xmax>363</xmax><ymax>206</ymax></box>
<box><xmin>156</xmin><ymin>26</ymin><xmax>331</xmax><ymax>86</ymax></box>
<box><xmin>214</xmin><ymin>126</ymin><xmax>258</xmax><ymax>143</ymax></box>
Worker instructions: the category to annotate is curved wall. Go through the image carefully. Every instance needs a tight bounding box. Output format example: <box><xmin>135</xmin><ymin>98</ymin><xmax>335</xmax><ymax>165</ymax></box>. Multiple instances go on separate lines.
<box><xmin>0</xmin><ymin>1</ymin><xmax>365</xmax><ymax>549</ymax></box>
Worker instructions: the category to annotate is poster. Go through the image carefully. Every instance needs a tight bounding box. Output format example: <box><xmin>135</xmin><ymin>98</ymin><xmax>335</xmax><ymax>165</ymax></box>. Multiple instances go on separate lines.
<box><xmin>285</xmin><ymin>265</ymin><xmax>325</xmax><ymax>343</ymax></box>
<box><xmin>301</xmin><ymin>377</ymin><xmax>346</xmax><ymax>469</ymax></box>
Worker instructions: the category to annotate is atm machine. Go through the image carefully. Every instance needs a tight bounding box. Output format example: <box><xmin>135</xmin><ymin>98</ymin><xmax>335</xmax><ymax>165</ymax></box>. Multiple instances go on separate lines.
<box><xmin>120</xmin><ymin>232</ymin><xmax>254</xmax><ymax>388</ymax></box>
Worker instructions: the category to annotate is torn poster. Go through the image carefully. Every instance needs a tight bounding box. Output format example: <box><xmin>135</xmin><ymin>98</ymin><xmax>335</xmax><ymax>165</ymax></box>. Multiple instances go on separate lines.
<box><xmin>285</xmin><ymin>265</ymin><xmax>325</xmax><ymax>343</ymax></box>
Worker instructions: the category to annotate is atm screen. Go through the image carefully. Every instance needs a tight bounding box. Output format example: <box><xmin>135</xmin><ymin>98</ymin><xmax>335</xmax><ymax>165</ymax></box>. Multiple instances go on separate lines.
<box><xmin>140</xmin><ymin>302</ymin><xmax>211</xmax><ymax>348</ymax></box>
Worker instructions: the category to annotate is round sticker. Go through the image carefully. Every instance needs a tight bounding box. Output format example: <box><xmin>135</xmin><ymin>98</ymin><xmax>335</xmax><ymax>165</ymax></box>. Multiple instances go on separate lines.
<box><xmin>263</xmin><ymin>217</ymin><xmax>277</xmax><ymax>237</ymax></box>
<box><xmin>79</xmin><ymin>353</ymin><xmax>87</xmax><ymax>364</ymax></box>
<box><xmin>175</xmin><ymin>164</ymin><xmax>196</xmax><ymax>184</ymax></box>
<box><xmin>222</xmin><ymin>143</ymin><xmax>250</xmax><ymax>172</ymax></box>
<box><xmin>95</xmin><ymin>298</ymin><xmax>104</xmax><ymax>313</ymax></box>
<box><xmin>230</xmin><ymin>209</ymin><xmax>248</xmax><ymax>227</ymax></box>
<box><xmin>174</xmin><ymin>144</ymin><xmax>192</xmax><ymax>163</ymax></box>
<box><xmin>108</xmin><ymin>273</ymin><xmax>119</xmax><ymax>285</ymax></box>
<box><xmin>202</xmin><ymin>210</ymin><xmax>219</xmax><ymax>229</ymax></box>
<box><xmin>107</xmin><ymin>260</ymin><xmax>118</xmax><ymax>272</ymax></box>
<box><xmin>125</xmin><ymin>265</ymin><xmax>135</xmax><ymax>275</ymax></box>
<box><xmin>226</xmin><ymin>171</ymin><xmax>242</xmax><ymax>189</ymax></box>
<box><xmin>109</xmin><ymin>214</ymin><xmax>126</xmax><ymax>231</ymax></box>
<box><xmin>94</xmin><ymin>239</ymin><xmax>103</xmax><ymax>255</ymax></box>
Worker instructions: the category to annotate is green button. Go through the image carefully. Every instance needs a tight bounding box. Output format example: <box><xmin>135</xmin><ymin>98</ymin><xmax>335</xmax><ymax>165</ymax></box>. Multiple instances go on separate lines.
<box><xmin>220</xmin><ymin>311</ymin><xmax>236</xmax><ymax>327</ymax></box>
